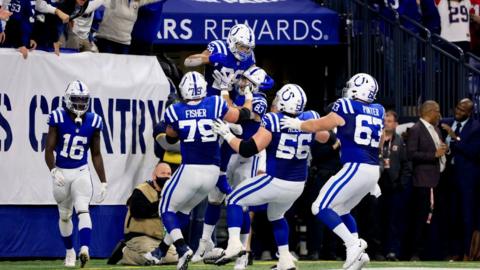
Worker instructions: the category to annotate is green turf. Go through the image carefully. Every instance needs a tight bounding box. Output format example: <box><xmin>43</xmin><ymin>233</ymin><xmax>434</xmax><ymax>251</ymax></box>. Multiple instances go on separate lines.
<box><xmin>1</xmin><ymin>260</ymin><xmax>480</xmax><ymax>270</ymax></box>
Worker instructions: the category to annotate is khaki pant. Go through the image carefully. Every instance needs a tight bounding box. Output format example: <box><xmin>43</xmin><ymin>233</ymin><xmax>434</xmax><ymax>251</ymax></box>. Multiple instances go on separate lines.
<box><xmin>120</xmin><ymin>236</ymin><xmax>178</xmax><ymax>265</ymax></box>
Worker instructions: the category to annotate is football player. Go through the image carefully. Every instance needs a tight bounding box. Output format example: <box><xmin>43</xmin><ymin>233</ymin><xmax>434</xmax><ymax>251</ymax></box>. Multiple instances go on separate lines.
<box><xmin>144</xmin><ymin>71</ymin><xmax>253</xmax><ymax>270</ymax></box>
<box><xmin>184</xmin><ymin>23</ymin><xmax>272</xmax><ymax>98</ymax></box>
<box><xmin>45</xmin><ymin>80</ymin><xmax>107</xmax><ymax>268</ymax></box>
<box><xmin>281</xmin><ymin>73</ymin><xmax>385</xmax><ymax>270</ymax></box>
<box><xmin>192</xmin><ymin>66</ymin><xmax>270</xmax><ymax>270</ymax></box>
<box><xmin>212</xmin><ymin>84</ymin><xmax>329</xmax><ymax>270</ymax></box>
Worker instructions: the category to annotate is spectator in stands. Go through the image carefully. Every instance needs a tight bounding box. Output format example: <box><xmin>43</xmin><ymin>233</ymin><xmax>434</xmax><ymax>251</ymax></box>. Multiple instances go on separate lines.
<box><xmin>440</xmin><ymin>98</ymin><xmax>480</xmax><ymax>260</ymax></box>
<box><xmin>471</xmin><ymin>0</ymin><xmax>480</xmax><ymax>56</ymax></box>
<box><xmin>107</xmin><ymin>162</ymin><xmax>178</xmax><ymax>265</ymax></box>
<box><xmin>95</xmin><ymin>0</ymin><xmax>165</xmax><ymax>54</ymax></box>
<box><xmin>436</xmin><ymin>0</ymin><xmax>480</xmax><ymax>54</ymax></box>
<box><xmin>63</xmin><ymin>0</ymin><xmax>104</xmax><ymax>52</ymax></box>
<box><xmin>406</xmin><ymin>100</ymin><xmax>447</xmax><ymax>261</ymax></box>
<box><xmin>33</xmin><ymin>0</ymin><xmax>94</xmax><ymax>55</ymax></box>
<box><xmin>1</xmin><ymin>0</ymin><xmax>37</xmax><ymax>59</ymax></box>
<box><xmin>378</xmin><ymin>110</ymin><xmax>412</xmax><ymax>261</ymax></box>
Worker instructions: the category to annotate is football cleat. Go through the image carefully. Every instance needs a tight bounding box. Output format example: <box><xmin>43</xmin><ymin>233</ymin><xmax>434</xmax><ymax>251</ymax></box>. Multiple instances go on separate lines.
<box><xmin>344</xmin><ymin>239</ymin><xmax>368</xmax><ymax>269</ymax></box>
<box><xmin>191</xmin><ymin>238</ymin><xmax>214</xmax><ymax>263</ymax></box>
<box><xmin>64</xmin><ymin>249</ymin><xmax>76</xmax><ymax>268</ymax></box>
<box><xmin>176</xmin><ymin>248</ymin><xmax>193</xmax><ymax>270</ymax></box>
<box><xmin>79</xmin><ymin>246</ymin><xmax>90</xmax><ymax>268</ymax></box>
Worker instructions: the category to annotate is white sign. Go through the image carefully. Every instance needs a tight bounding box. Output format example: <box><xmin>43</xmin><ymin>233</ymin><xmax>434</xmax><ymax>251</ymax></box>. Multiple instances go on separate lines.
<box><xmin>0</xmin><ymin>49</ymin><xmax>169</xmax><ymax>204</ymax></box>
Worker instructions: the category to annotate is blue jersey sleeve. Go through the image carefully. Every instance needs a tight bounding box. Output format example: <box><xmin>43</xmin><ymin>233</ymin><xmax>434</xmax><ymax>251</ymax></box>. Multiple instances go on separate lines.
<box><xmin>207</xmin><ymin>40</ymin><xmax>228</xmax><ymax>55</ymax></box>
<box><xmin>92</xmin><ymin>114</ymin><xmax>103</xmax><ymax>131</ymax></box>
<box><xmin>261</xmin><ymin>112</ymin><xmax>280</xmax><ymax>133</ymax></box>
<box><xmin>47</xmin><ymin>108</ymin><xmax>64</xmax><ymax>127</ymax></box>
<box><xmin>164</xmin><ymin>104</ymin><xmax>178</xmax><ymax>128</ymax></box>
<box><xmin>252</xmin><ymin>96</ymin><xmax>267</xmax><ymax>117</ymax></box>
<box><xmin>216</xmin><ymin>96</ymin><xmax>229</xmax><ymax>119</ymax></box>
<box><xmin>331</xmin><ymin>98</ymin><xmax>355</xmax><ymax>119</ymax></box>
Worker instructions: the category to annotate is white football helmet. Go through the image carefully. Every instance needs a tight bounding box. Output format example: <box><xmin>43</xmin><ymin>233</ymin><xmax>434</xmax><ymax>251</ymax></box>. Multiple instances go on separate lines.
<box><xmin>342</xmin><ymin>73</ymin><xmax>378</xmax><ymax>103</ymax></box>
<box><xmin>239</xmin><ymin>66</ymin><xmax>267</xmax><ymax>94</ymax></box>
<box><xmin>64</xmin><ymin>80</ymin><xmax>90</xmax><ymax>117</ymax></box>
<box><xmin>227</xmin><ymin>24</ymin><xmax>255</xmax><ymax>62</ymax></box>
<box><xmin>275</xmin><ymin>84</ymin><xmax>307</xmax><ymax>115</ymax></box>
<box><xmin>179</xmin><ymin>71</ymin><xmax>207</xmax><ymax>100</ymax></box>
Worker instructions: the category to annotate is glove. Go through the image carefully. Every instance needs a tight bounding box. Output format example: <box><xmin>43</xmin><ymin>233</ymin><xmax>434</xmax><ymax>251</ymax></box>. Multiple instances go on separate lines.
<box><xmin>259</xmin><ymin>75</ymin><xmax>274</xmax><ymax>92</ymax></box>
<box><xmin>228</xmin><ymin>123</ymin><xmax>243</xmax><ymax>136</ymax></box>
<box><xmin>51</xmin><ymin>168</ymin><xmax>65</xmax><ymax>187</ymax></box>
<box><xmin>280</xmin><ymin>117</ymin><xmax>303</xmax><ymax>130</ymax></box>
<box><xmin>97</xmin><ymin>182</ymin><xmax>108</xmax><ymax>203</ymax></box>
<box><xmin>208</xmin><ymin>53</ymin><xmax>227</xmax><ymax>65</ymax></box>
<box><xmin>243</xmin><ymin>85</ymin><xmax>253</xmax><ymax>101</ymax></box>
<box><xmin>212</xmin><ymin>70</ymin><xmax>233</xmax><ymax>91</ymax></box>
<box><xmin>212</xmin><ymin>119</ymin><xmax>235</xmax><ymax>143</ymax></box>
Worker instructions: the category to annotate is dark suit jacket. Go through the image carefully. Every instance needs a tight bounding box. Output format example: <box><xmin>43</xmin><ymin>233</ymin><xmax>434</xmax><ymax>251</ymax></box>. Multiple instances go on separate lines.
<box><xmin>406</xmin><ymin>120</ymin><xmax>444</xmax><ymax>187</ymax></box>
<box><xmin>441</xmin><ymin>117</ymin><xmax>480</xmax><ymax>171</ymax></box>
<box><xmin>380</xmin><ymin>133</ymin><xmax>412</xmax><ymax>191</ymax></box>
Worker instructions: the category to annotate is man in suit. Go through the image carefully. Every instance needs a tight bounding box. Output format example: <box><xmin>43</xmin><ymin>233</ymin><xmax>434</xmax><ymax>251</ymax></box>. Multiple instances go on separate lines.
<box><xmin>406</xmin><ymin>100</ymin><xmax>447</xmax><ymax>260</ymax></box>
<box><xmin>440</xmin><ymin>98</ymin><xmax>480</xmax><ymax>260</ymax></box>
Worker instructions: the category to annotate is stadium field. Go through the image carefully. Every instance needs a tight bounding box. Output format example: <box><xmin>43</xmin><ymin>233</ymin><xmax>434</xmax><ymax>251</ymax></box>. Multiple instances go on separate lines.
<box><xmin>1</xmin><ymin>260</ymin><xmax>480</xmax><ymax>270</ymax></box>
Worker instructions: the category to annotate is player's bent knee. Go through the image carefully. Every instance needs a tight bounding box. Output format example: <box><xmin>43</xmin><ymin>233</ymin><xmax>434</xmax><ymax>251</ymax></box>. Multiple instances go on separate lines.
<box><xmin>59</xmin><ymin>209</ymin><xmax>73</xmax><ymax>221</ymax></box>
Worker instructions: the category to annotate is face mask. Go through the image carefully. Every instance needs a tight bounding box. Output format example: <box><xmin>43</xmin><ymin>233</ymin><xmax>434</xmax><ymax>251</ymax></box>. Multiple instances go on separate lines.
<box><xmin>155</xmin><ymin>177</ymin><xmax>170</xmax><ymax>188</ymax></box>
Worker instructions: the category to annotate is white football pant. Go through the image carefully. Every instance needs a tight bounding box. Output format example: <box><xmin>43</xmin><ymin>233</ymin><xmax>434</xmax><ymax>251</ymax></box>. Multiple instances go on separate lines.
<box><xmin>160</xmin><ymin>164</ymin><xmax>219</xmax><ymax>215</ymax></box>
<box><xmin>52</xmin><ymin>165</ymin><xmax>93</xmax><ymax>219</ymax></box>
<box><xmin>312</xmin><ymin>162</ymin><xmax>380</xmax><ymax>216</ymax></box>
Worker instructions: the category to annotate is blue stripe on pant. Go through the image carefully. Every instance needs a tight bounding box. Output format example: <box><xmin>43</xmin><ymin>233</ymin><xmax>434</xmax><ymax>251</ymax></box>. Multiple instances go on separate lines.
<box><xmin>318</xmin><ymin>163</ymin><xmax>355</xmax><ymax>210</ymax></box>
<box><xmin>227</xmin><ymin>175</ymin><xmax>270</xmax><ymax>205</ymax></box>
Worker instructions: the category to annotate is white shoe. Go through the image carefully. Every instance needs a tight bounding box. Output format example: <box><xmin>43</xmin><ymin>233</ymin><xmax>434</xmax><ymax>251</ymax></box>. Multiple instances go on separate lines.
<box><xmin>343</xmin><ymin>239</ymin><xmax>368</xmax><ymax>269</ymax></box>
<box><xmin>277</xmin><ymin>254</ymin><xmax>296</xmax><ymax>270</ymax></box>
<box><xmin>346</xmin><ymin>252</ymin><xmax>370</xmax><ymax>270</ymax></box>
<box><xmin>64</xmin><ymin>249</ymin><xmax>76</xmax><ymax>268</ymax></box>
<box><xmin>79</xmin><ymin>246</ymin><xmax>90</xmax><ymax>268</ymax></box>
<box><xmin>191</xmin><ymin>238</ymin><xmax>214</xmax><ymax>263</ymax></box>
<box><xmin>234</xmin><ymin>253</ymin><xmax>248</xmax><ymax>270</ymax></box>
<box><xmin>177</xmin><ymin>248</ymin><xmax>193</xmax><ymax>270</ymax></box>
<box><xmin>215</xmin><ymin>238</ymin><xmax>244</xmax><ymax>265</ymax></box>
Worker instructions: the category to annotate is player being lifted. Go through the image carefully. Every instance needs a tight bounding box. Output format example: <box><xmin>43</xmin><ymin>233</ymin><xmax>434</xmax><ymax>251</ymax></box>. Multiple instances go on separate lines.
<box><xmin>192</xmin><ymin>66</ymin><xmax>270</xmax><ymax>270</ymax></box>
<box><xmin>211</xmin><ymin>84</ymin><xmax>328</xmax><ymax>270</ymax></box>
<box><xmin>184</xmin><ymin>23</ymin><xmax>273</xmax><ymax>97</ymax></box>
<box><xmin>45</xmin><ymin>80</ymin><xmax>107</xmax><ymax>268</ymax></box>
<box><xmin>281</xmin><ymin>73</ymin><xmax>385</xmax><ymax>270</ymax></box>
<box><xmin>144</xmin><ymin>71</ymin><xmax>253</xmax><ymax>270</ymax></box>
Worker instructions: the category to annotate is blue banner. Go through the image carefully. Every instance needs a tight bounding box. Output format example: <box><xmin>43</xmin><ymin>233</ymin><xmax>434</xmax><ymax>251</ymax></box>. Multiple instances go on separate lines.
<box><xmin>147</xmin><ymin>0</ymin><xmax>339</xmax><ymax>45</ymax></box>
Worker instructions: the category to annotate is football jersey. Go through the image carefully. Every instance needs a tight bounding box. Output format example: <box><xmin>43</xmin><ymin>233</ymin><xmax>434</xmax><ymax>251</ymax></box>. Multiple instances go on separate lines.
<box><xmin>234</xmin><ymin>93</ymin><xmax>268</xmax><ymax>140</ymax></box>
<box><xmin>164</xmin><ymin>95</ymin><xmax>229</xmax><ymax>166</ymax></box>
<box><xmin>47</xmin><ymin>107</ymin><xmax>103</xmax><ymax>169</ymax></box>
<box><xmin>262</xmin><ymin>110</ymin><xmax>320</xmax><ymax>182</ymax></box>
<box><xmin>331</xmin><ymin>98</ymin><xmax>385</xmax><ymax>165</ymax></box>
<box><xmin>437</xmin><ymin>0</ymin><xmax>471</xmax><ymax>42</ymax></box>
<box><xmin>205</xmin><ymin>40</ymin><xmax>255</xmax><ymax>97</ymax></box>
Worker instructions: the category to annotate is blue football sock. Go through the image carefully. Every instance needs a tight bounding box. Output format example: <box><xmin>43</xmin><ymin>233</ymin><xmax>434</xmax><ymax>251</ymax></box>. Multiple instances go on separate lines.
<box><xmin>205</xmin><ymin>203</ymin><xmax>221</xmax><ymax>226</ymax></box>
<box><xmin>271</xmin><ymin>218</ymin><xmax>289</xmax><ymax>246</ymax></box>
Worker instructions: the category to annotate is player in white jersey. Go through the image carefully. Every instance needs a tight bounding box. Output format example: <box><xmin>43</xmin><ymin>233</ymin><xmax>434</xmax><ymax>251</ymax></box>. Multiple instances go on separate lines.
<box><xmin>211</xmin><ymin>84</ymin><xmax>329</xmax><ymax>270</ymax></box>
<box><xmin>281</xmin><ymin>73</ymin><xmax>385</xmax><ymax>270</ymax></box>
<box><xmin>143</xmin><ymin>71</ymin><xmax>253</xmax><ymax>270</ymax></box>
<box><xmin>192</xmin><ymin>66</ymin><xmax>269</xmax><ymax>270</ymax></box>
<box><xmin>45</xmin><ymin>80</ymin><xmax>107</xmax><ymax>268</ymax></box>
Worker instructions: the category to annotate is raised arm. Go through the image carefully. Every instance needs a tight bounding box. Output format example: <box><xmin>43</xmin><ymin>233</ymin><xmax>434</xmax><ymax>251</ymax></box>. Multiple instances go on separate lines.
<box><xmin>281</xmin><ymin>112</ymin><xmax>345</xmax><ymax>133</ymax></box>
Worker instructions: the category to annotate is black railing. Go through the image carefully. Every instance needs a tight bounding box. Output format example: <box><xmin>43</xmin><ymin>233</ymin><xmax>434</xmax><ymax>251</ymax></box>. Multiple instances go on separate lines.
<box><xmin>326</xmin><ymin>0</ymin><xmax>480</xmax><ymax>118</ymax></box>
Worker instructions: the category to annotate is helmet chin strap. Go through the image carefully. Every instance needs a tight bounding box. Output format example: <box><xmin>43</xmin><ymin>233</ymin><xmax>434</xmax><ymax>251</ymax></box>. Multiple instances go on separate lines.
<box><xmin>74</xmin><ymin>111</ymin><xmax>83</xmax><ymax>125</ymax></box>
